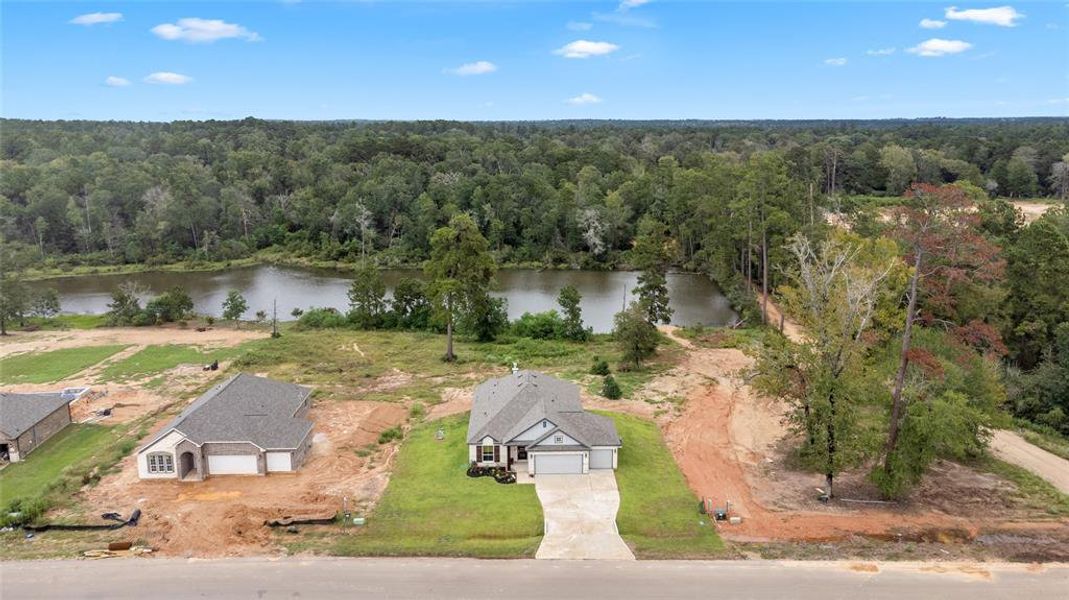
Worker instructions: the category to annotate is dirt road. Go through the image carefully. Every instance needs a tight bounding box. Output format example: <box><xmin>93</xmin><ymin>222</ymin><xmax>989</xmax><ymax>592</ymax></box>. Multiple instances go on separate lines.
<box><xmin>1011</xmin><ymin>201</ymin><xmax>1059</xmax><ymax>224</ymax></box>
<box><xmin>990</xmin><ymin>430</ymin><xmax>1069</xmax><ymax>495</ymax></box>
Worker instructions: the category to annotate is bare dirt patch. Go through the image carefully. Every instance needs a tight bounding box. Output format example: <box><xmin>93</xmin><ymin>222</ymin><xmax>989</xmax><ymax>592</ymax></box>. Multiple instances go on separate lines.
<box><xmin>1011</xmin><ymin>201</ymin><xmax>1057</xmax><ymax>224</ymax></box>
<box><xmin>70</xmin><ymin>399</ymin><xmax>408</xmax><ymax>557</ymax></box>
<box><xmin>652</xmin><ymin>326</ymin><xmax>1068</xmax><ymax>549</ymax></box>
<box><xmin>0</xmin><ymin>325</ymin><xmax>266</xmax><ymax>359</ymax></box>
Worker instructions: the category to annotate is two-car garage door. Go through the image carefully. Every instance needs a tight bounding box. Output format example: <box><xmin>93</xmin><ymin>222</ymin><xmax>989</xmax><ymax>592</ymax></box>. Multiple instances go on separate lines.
<box><xmin>207</xmin><ymin>455</ymin><xmax>258</xmax><ymax>475</ymax></box>
<box><xmin>532</xmin><ymin>453</ymin><xmax>583</xmax><ymax>474</ymax></box>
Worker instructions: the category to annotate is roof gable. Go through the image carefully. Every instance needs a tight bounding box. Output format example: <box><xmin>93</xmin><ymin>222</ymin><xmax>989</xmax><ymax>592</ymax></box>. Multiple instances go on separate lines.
<box><xmin>139</xmin><ymin>373</ymin><xmax>312</xmax><ymax>452</ymax></box>
<box><xmin>466</xmin><ymin>371</ymin><xmax>620</xmax><ymax>448</ymax></box>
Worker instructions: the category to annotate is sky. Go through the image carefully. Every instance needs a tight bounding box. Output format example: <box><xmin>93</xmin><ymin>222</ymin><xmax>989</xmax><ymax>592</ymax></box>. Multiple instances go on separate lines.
<box><xmin>2</xmin><ymin>1</ymin><xmax>1067</xmax><ymax>121</ymax></box>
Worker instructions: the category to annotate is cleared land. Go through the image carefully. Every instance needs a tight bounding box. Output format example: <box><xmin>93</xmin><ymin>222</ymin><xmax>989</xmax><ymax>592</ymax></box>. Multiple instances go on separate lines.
<box><xmin>2</xmin><ymin>321</ymin><xmax>1067</xmax><ymax>561</ymax></box>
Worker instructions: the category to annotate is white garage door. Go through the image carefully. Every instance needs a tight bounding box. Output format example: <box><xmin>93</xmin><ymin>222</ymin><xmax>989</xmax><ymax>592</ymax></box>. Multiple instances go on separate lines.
<box><xmin>589</xmin><ymin>449</ymin><xmax>614</xmax><ymax>469</ymax></box>
<box><xmin>207</xmin><ymin>455</ymin><xmax>258</xmax><ymax>475</ymax></box>
<box><xmin>266</xmin><ymin>451</ymin><xmax>292</xmax><ymax>472</ymax></box>
<box><xmin>533</xmin><ymin>453</ymin><xmax>583</xmax><ymax>474</ymax></box>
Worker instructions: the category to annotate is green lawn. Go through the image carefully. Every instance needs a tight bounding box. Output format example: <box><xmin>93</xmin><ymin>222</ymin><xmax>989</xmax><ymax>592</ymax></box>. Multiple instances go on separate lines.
<box><xmin>98</xmin><ymin>344</ymin><xmax>243</xmax><ymax>382</ymax></box>
<box><xmin>0</xmin><ymin>345</ymin><xmax>128</xmax><ymax>384</ymax></box>
<box><xmin>314</xmin><ymin>414</ymin><xmax>545</xmax><ymax>557</ymax></box>
<box><xmin>0</xmin><ymin>424</ymin><xmax>119</xmax><ymax>506</ymax></box>
<box><xmin>605</xmin><ymin>412</ymin><xmax>726</xmax><ymax>558</ymax></box>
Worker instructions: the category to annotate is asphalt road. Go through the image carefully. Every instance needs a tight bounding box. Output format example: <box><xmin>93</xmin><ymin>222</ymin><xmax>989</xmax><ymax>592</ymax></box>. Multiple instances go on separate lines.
<box><xmin>2</xmin><ymin>558</ymin><xmax>1067</xmax><ymax>599</ymax></box>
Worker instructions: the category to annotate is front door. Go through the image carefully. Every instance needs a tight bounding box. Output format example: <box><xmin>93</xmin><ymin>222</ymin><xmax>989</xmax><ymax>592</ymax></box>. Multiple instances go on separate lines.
<box><xmin>517</xmin><ymin>446</ymin><xmax>528</xmax><ymax>460</ymax></box>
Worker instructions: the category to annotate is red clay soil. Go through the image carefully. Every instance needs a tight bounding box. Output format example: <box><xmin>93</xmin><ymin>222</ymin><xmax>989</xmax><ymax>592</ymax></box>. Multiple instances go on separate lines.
<box><xmin>657</xmin><ymin>327</ymin><xmax>1066</xmax><ymax>543</ymax></box>
<box><xmin>72</xmin><ymin>400</ymin><xmax>408</xmax><ymax>557</ymax></box>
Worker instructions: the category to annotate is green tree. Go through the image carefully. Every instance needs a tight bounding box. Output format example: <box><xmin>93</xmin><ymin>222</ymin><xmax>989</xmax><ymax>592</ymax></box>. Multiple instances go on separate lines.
<box><xmin>425</xmin><ymin>213</ymin><xmax>496</xmax><ymax>361</ymax></box>
<box><xmin>753</xmin><ymin>233</ymin><xmax>897</xmax><ymax>498</ymax></box>
<box><xmin>390</xmin><ymin>277</ymin><xmax>431</xmax><ymax>330</ymax></box>
<box><xmin>347</xmin><ymin>262</ymin><xmax>386</xmax><ymax>329</ymax></box>
<box><xmin>221</xmin><ymin>290</ymin><xmax>248</xmax><ymax>325</ymax></box>
<box><xmin>631</xmin><ymin>216</ymin><xmax>675</xmax><ymax>325</ymax></box>
<box><xmin>144</xmin><ymin>286</ymin><xmax>194</xmax><ymax>323</ymax></box>
<box><xmin>879</xmin><ymin>145</ymin><xmax>917</xmax><ymax>195</ymax></box>
<box><xmin>1005</xmin><ymin>157</ymin><xmax>1039</xmax><ymax>198</ymax></box>
<box><xmin>29</xmin><ymin>287</ymin><xmax>61</xmax><ymax>319</ymax></box>
<box><xmin>613</xmin><ymin>303</ymin><xmax>660</xmax><ymax>369</ymax></box>
<box><xmin>106</xmin><ymin>282</ymin><xmax>146</xmax><ymax>326</ymax></box>
<box><xmin>557</xmin><ymin>285</ymin><xmax>590</xmax><ymax>341</ymax></box>
<box><xmin>0</xmin><ymin>276</ymin><xmax>30</xmax><ymax>335</ymax></box>
<box><xmin>601</xmin><ymin>374</ymin><xmax>622</xmax><ymax>399</ymax></box>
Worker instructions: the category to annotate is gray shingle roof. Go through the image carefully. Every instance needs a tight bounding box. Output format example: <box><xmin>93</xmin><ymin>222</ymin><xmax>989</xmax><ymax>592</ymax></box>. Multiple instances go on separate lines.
<box><xmin>0</xmin><ymin>392</ymin><xmax>72</xmax><ymax>438</ymax></box>
<box><xmin>139</xmin><ymin>373</ymin><xmax>312</xmax><ymax>452</ymax></box>
<box><xmin>466</xmin><ymin>370</ymin><xmax>621</xmax><ymax>448</ymax></box>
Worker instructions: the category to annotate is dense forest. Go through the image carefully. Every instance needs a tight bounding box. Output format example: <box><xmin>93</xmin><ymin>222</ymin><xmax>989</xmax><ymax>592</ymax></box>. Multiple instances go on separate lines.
<box><xmin>1</xmin><ymin>118</ymin><xmax>1067</xmax><ymax>272</ymax></box>
<box><xmin>1</xmin><ymin>117</ymin><xmax>1068</xmax><ymax>477</ymax></box>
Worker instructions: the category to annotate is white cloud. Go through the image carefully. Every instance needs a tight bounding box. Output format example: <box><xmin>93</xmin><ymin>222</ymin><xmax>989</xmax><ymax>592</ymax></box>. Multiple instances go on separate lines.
<box><xmin>619</xmin><ymin>0</ymin><xmax>651</xmax><ymax>9</ymax></box>
<box><xmin>907</xmin><ymin>38</ymin><xmax>973</xmax><ymax>57</ymax></box>
<box><xmin>593</xmin><ymin>12</ymin><xmax>657</xmax><ymax>28</ymax></box>
<box><xmin>554</xmin><ymin>40</ymin><xmax>620</xmax><ymax>59</ymax></box>
<box><xmin>945</xmin><ymin>6</ymin><xmax>1024</xmax><ymax>27</ymax></box>
<box><xmin>144</xmin><ymin>72</ymin><xmax>193</xmax><ymax>85</ymax></box>
<box><xmin>151</xmin><ymin>18</ymin><xmax>262</xmax><ymax>43</ymax></box>
<box><xmin>824</xmin><ymin>57</ymin><xmax>848</xmax><ymax>66</ymax></box>
<box><xmin>70</xmin><ymin>12</ymin><xmax>123</xmax><ymax>26</ymax></box>
<box><xmin>444</xmin><ymin>61</ymin><xmax>498</xmax><ymax>76</ymax></box>
<box><xmin>866</xmin><ymin>47</ymin><xmax>896</xmax><ymax>56</ymax></box>
<box><xmin>920</xmin><ymin>18</ymin><xmax>947</xmax><ymax>29</ymax></box>
<box><xmin>566</xmin><ymin>92</ymin><xmax>603</xmax><ymax>105</ymax></box>
<box><xmin>105</xmin><ymin>76</ymin><xmax>131</xmax><ymax>87</ymax></box>
<box><xmin>567</xmin><ymin>21</ymin><xmax>593</xmax><ymax>31</ymax></box>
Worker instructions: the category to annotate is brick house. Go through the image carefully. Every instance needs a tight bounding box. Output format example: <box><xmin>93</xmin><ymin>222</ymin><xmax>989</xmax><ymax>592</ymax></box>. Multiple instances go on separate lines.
<box><xmin>0</xmin><ymin>392</ymin><xmax>75</xmax><ymax>462</ymax></box>
<box><xmin>136</xmin><ymin>373</ymin><xmax>314</xmax><ymax>480</ymax></box>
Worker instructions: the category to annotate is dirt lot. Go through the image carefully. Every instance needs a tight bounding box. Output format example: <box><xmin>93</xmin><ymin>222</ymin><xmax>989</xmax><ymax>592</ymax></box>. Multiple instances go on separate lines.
<box><xmin>70</xmin><ymin>400</ymin><xmax>408</xmax><ymax>557</ymax></box>
<box><xmin>654</xmin><ymin>326</ymin><xmax>1069</xmax><ymax>558</ymax></box>
<box><xmin>0</xmin><ymin>325</ymin><xmax>266</xmax><ymax>358</ymax></box>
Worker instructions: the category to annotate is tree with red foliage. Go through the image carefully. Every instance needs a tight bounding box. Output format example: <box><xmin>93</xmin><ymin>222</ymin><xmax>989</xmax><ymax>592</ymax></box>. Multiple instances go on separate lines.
<box><xmin>882</xmin><ymin>184</ymin><xmax>1004</xmax><ymax>474</ymax></box>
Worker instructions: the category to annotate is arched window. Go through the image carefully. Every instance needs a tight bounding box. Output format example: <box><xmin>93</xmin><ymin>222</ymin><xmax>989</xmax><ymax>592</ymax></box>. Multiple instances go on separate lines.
<box><xmin>148</xmin><ymin>452</ymin><xmax>175</xmax><ymax>474</ymax></box>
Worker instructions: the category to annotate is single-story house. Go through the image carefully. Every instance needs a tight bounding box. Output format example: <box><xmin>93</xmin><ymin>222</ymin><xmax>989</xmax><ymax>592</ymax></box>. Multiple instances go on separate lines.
<box><xmin>467</xmin><ymin>370</ymin><xmax>622</xmax><ymax>476</ymax></box>
<box><xmin>0</xmin><ymin>391</ymin><xmax>78</xmax><ymax>462</ymax></box>
<box><xmin>137</xmin><ymin>373</ymin><xmax>314</xmax><ymax>480</ymax></box>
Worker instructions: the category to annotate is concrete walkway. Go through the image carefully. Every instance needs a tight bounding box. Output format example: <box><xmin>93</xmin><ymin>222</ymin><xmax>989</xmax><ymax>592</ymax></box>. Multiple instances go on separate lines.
<box><xmin>534</xmin><ymin>471</ymin><xmax>635</xmax><ymax>560</ymax></box>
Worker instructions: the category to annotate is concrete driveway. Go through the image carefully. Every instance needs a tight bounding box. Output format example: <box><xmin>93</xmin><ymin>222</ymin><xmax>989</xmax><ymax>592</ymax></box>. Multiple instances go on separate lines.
<box><xmin>534</xmin><ymin>471</ymin><xmax>635</xmax><ymax>560</ymax></box>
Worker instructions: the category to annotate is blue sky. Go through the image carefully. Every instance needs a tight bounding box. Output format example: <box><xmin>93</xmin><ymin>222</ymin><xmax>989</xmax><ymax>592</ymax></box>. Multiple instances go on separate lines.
<box><xmin>2</xmin><ymin>1</ymin><xmax>1067</xmax><ymax>121</ymax></box>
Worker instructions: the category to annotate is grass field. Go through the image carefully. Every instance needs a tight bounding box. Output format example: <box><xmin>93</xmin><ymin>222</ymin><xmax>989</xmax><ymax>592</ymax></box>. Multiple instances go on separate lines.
<box><xmin>0</xmin><ymin>345</ymin><xmax>128</xmax><ymax>384</ymax></box>
<box><xmin>0</xmin><ymin>424</ymin><xmax>119</xmax><ymax>506</ymax></box>
<box><xmin>236</xmin><ymin>329</ymin><xmax>676</xmax><ymax>402</ymax></box>
<box><xmin>98</xmin><ymin>344</ymin><xmax>244</xmax><ymax>382</ymax></box>
<box><xmin>313</xmin><ymin>414</ymin><xmax>545</xmax><ymax>557</ymax></box>
<box><xmin>605</xmin><ymin>412</ymin><xmax>725</xmax><ymax>558</ymax></box>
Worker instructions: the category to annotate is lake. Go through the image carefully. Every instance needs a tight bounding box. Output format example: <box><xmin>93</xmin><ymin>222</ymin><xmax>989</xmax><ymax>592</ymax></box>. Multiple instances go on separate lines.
<box><xmin>31</xmin><ymin>265</ymin><xmax>737</xmax><ymax>333</ymax></box>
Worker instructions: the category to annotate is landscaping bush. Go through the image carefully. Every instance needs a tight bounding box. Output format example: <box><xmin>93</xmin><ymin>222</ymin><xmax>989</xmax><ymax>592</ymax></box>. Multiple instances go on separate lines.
<box><xmin>590</xmin><ymin>357</ymin><xmax>611</xmax><ymax>376</ymax></box>
<box><xmin>465</xmin><ymin>463</ymin><xmax>515</xmax><ymax>484</ymax></box>
<box><xmin>602</xmin><ymin>374</ymin><xmax>622</xmax><ymax>399</ymax></box>
<box><xmin>511</xmin><ymin>311</ymin><xmax>564</xmax><ymax>340</ymax></box>
<box><xmin>297</xmin><ymin>307</ymin><xmax>348</xmax><ymax>329</ymax></box>
<box><xmin>378</xmin><ymin>426</ymin><xmax>404</xmax><ymax>445</ymax></box>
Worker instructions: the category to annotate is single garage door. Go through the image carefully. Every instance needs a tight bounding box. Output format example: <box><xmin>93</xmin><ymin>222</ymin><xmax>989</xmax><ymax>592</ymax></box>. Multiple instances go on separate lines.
<box><xmin>207</xmin><ymin>455</ymin><xmax>258</xmax><ymax>475</ymax></box>
<box><xmin>589</xmin><ymin>449</ymin><xmax>614</xmax><ymax>469</ymax></box>
<box><xmin>533</xmin><ymin>453</ymin><xmax>583</xmax><ymax>474</ymax></box>
<box><xmin>266</xmin><ymin>451</ymin><xmax>292</xmax><ymax>472</ymax></box>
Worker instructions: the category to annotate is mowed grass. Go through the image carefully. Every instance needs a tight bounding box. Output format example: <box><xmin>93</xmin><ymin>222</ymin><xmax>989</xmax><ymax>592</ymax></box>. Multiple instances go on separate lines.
<box><xmin>322</xmin><ymin>414</ymin><xmax>544</xmax><ymax>557</ymax></box>
<box><xmin>98</xmin><ymin>344</ymin><xmax>244</xmax><ymax>382</ymax></box>
<box><xmin>0</xmin><ymin>424</ymin><xmax>119</xmax><ymax>506</ymax></box>
<box><xmin>604</xmin><ymin>411</ymin><xmax>725</xmax><ymax>558</ymax></box>
<box><xmin>0</xmin><ymin>345</ymin><xmax>128</xmax><ymax>384</ymax></box>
